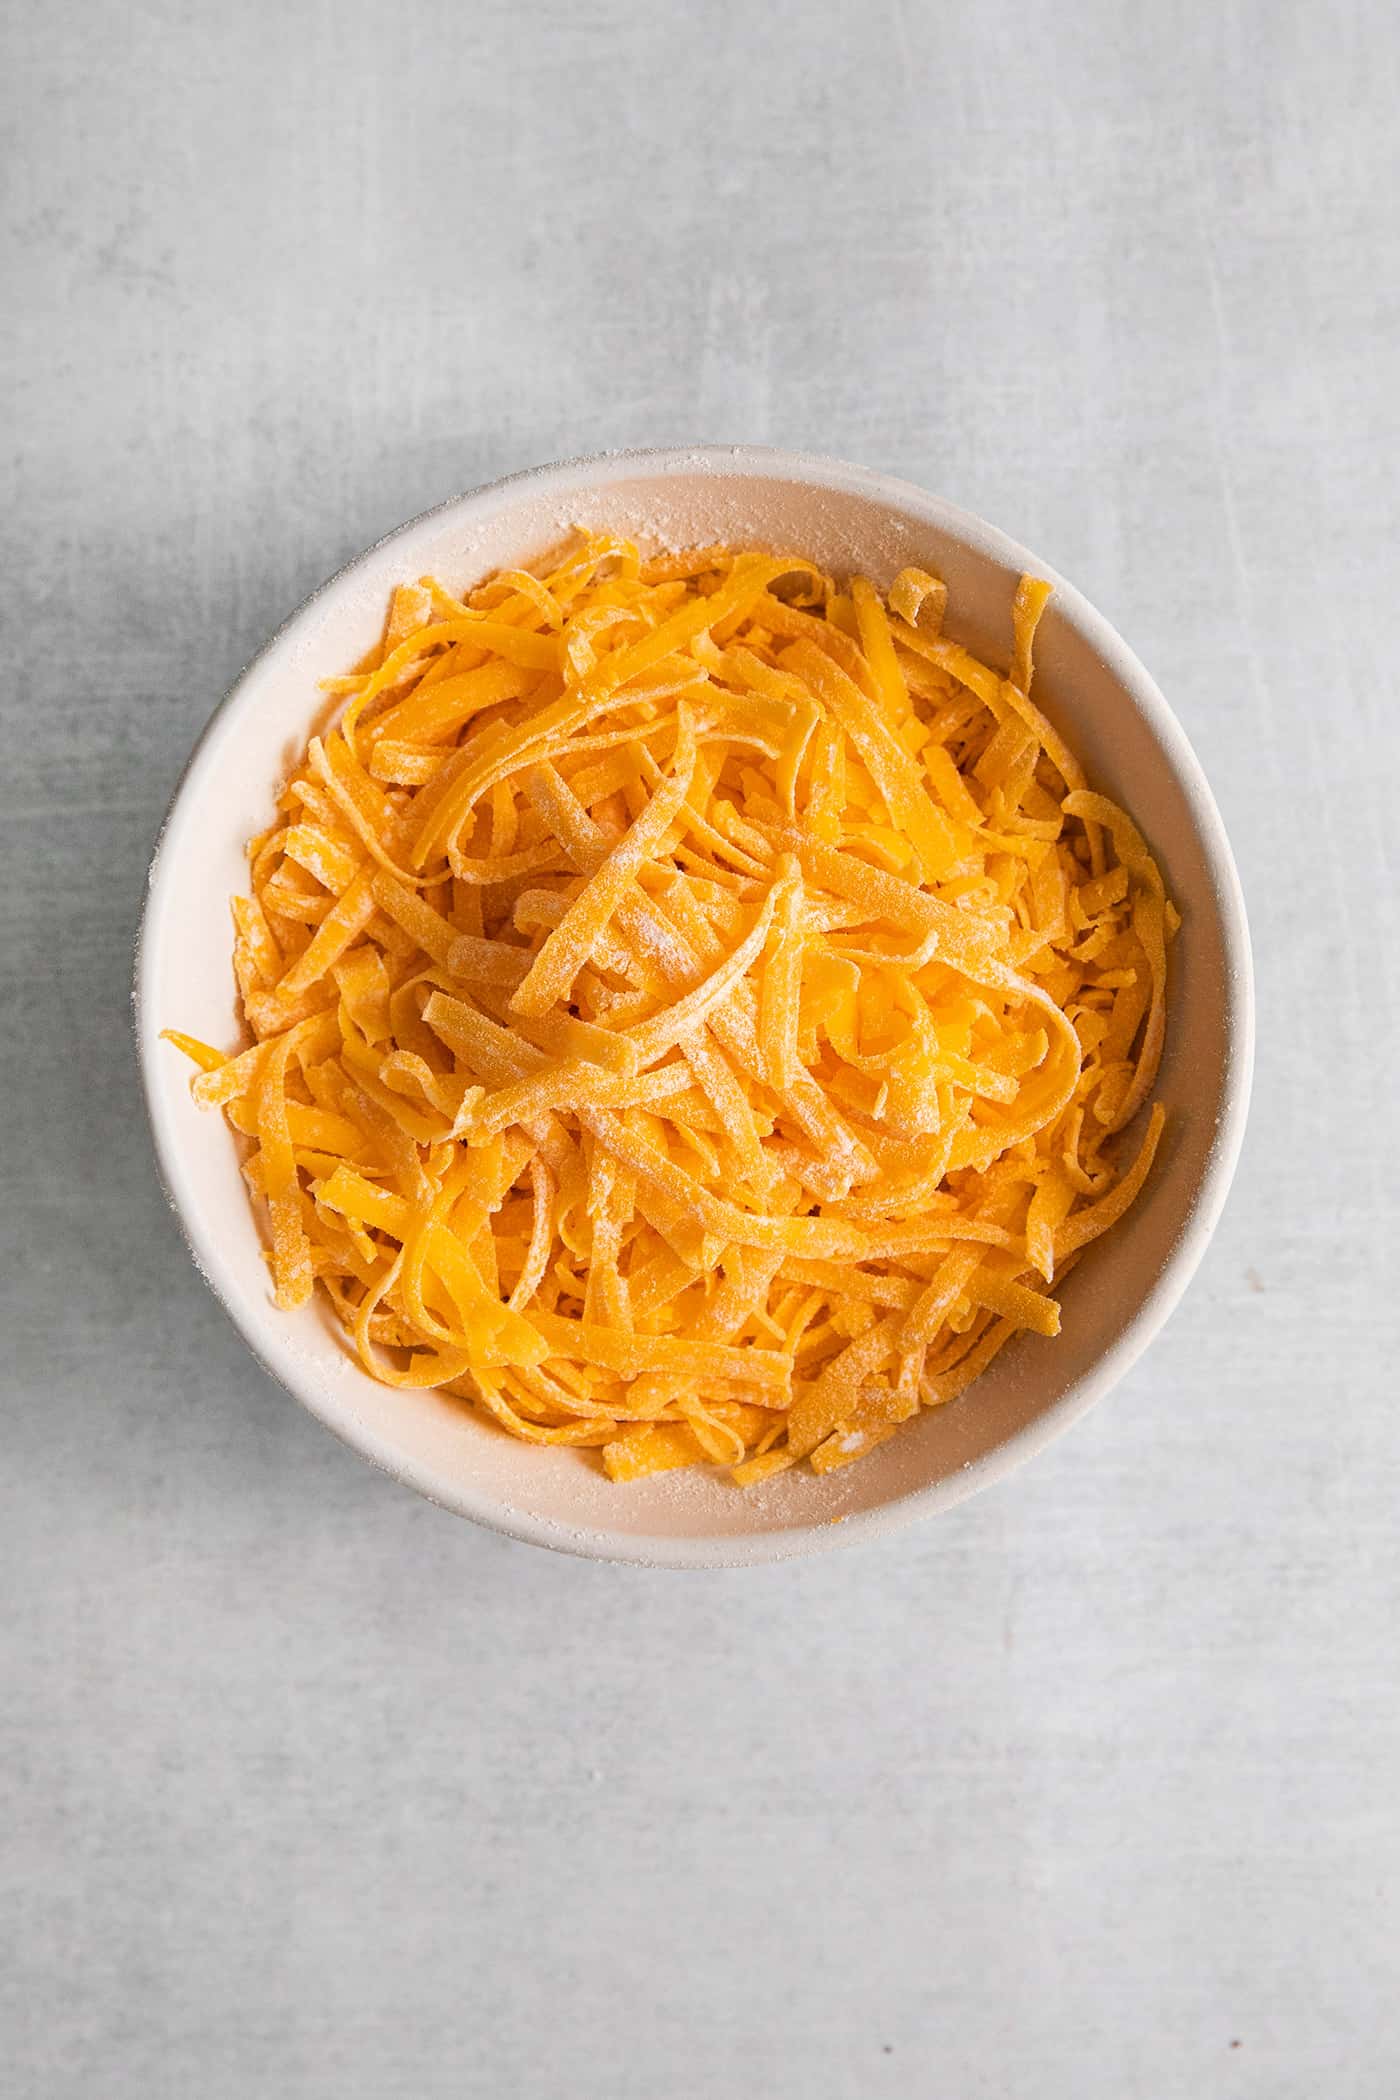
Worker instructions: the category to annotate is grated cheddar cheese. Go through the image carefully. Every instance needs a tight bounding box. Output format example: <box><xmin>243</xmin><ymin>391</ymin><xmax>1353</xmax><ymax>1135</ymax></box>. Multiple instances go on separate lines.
<box><xmin>167</xmin><ymin>535</ymin><xmax>1175</xmax><ymax>1484</ymax></box>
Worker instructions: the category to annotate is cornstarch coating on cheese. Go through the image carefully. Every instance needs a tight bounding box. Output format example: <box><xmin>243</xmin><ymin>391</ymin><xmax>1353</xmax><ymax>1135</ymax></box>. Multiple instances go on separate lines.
<box><xmin>167</xmin><ymin>534</ymin><xmax>1174</xmax><ymax>1482</ymax></box>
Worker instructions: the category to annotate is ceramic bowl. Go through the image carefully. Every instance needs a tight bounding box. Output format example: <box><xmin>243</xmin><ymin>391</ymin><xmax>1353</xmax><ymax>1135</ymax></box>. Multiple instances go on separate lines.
<box><xmin>136</xmin><ymin>446</ymin><xmax>1253</xmax><ymax>1565</ymax></box>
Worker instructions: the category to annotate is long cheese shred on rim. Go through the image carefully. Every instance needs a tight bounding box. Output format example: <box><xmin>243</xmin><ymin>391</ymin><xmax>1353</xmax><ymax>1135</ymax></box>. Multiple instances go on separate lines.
<box><xmin>166</xmin><ymin>535</ymin><xmax>1176</xmax><ymax>1484</ymax></box>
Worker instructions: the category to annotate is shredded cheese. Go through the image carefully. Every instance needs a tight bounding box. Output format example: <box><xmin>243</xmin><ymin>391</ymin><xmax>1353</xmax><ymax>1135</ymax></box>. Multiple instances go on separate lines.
<box><xmin>167</xmin><ymin>535</ymin><xmax>1176</xmax><ymax>1484</ymax></box>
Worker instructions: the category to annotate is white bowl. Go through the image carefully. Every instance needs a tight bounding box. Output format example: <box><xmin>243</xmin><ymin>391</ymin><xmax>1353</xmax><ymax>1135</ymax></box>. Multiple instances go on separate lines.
<box><xmin>136</xmin><ymin>446</ymin><xmax>1253</xmax><ymax>1566</ymax></box>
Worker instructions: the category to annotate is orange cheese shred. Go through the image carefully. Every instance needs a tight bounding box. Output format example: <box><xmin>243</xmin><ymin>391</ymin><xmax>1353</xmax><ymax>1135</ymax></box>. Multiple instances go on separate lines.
<box><xmin>166</xmin><ymin>532</ymin><xmax>1174</xmax><ymax>1483</ymax></box>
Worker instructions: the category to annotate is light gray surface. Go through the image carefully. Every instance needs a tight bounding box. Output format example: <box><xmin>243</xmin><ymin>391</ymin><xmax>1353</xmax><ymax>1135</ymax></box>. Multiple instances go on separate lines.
<box><xmin>3</xmin><ymin>2</ymin><xmax>1397</xmax><ymax>2094</ymax></box>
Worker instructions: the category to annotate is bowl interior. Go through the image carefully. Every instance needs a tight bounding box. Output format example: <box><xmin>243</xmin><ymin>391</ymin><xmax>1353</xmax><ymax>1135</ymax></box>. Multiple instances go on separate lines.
<box><xmin>138</xmin><ymin>450</ymin><xmax>1250</xmax><ymax>1565</ymax></box>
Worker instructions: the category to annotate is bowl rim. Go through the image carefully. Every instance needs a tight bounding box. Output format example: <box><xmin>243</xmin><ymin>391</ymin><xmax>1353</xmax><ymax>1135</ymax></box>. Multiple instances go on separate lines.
<box><xmin>134</xmin><ymin>443</ymin><xmax>1255</xmax><ymax>1568</ymax></box>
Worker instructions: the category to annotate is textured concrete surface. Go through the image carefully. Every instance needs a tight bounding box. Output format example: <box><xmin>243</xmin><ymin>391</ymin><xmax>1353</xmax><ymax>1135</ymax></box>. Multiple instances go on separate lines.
<box><xmin>3</xmin><ymin>3</ymin><xmax>1398</xmax><ymax>2095</ymax></box>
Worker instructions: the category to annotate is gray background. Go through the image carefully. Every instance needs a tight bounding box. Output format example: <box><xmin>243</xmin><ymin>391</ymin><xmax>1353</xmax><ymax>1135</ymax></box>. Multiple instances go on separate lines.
<box><xmin>4</xmin><ymin>2</ymin><xmax>1397</xmax><ymax>2094</ymax></box>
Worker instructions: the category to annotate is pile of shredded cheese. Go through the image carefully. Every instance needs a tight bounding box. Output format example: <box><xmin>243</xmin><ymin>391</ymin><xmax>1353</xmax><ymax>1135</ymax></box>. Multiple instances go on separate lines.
<box><xmin>167</xmin><ymin>533</ymin><xmax>1174</xmax><ymax>1484</ymax></box>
